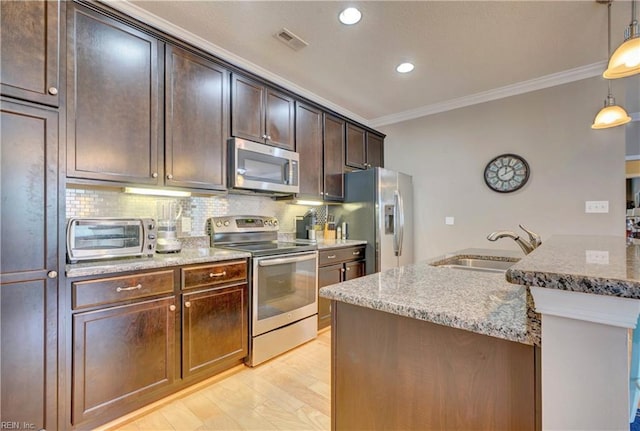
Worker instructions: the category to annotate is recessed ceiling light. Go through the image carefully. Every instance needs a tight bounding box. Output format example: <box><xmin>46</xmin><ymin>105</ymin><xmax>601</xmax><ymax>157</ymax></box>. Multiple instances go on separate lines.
<box><xmin>396</xmin><ymin>62</ymin><xmax>415</xmax><ymax>73</ymax></box>
<box><xmin>339</xmin><ymin>7</ymin><xmax>362</xmax><ymax>25</ymax></box>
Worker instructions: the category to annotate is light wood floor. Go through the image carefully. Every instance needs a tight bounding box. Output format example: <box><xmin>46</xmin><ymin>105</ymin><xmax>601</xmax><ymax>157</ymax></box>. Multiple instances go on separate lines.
<box><xmin>109</xmin><ymin>330</ymin><xmax>331</xmax><ymax>431</ymax></box>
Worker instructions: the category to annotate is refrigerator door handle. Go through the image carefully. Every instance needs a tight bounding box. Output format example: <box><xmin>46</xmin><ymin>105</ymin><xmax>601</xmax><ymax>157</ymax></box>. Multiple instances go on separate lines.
<box><xmin>396</xmin><ymin>190</ymin><xmax>405</xmax><ymax>257</ymax></box>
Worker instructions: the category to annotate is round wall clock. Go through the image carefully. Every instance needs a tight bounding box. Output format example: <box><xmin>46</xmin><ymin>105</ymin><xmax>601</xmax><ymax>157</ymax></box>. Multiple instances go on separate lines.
<box><xmin>484</xmin><ymin>153</ymin><xmax>530</xmax><ymax>193</ymax></box>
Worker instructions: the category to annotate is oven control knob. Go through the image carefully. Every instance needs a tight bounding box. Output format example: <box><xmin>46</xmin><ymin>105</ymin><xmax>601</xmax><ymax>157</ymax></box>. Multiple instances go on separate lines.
<box><xmin>273</xmin><ymin>219</ymin><xmax>278</xmax><ymax>226</ymax></box>
<box><xmin>149</xmin><ymin>223</ymin><xmax>155</xmax><ymax>230</ymax></box>
<box><xmin>215</xmin><ymin>221</ymin><xmax>222</xmax><ymax>227</ymax></box>
<box><xmin>223</xmin><ymin>220</ymin><xmax>230</xmax><ymax>227</ymax></box>
<box><xmin>148</xmin><ymin>234</ymin><xmax>156</xmax><ymax>240</ymax></box>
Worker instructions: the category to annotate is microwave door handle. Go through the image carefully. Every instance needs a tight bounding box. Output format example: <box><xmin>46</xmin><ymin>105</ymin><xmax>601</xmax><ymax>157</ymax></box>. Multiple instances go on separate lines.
<box><xmin>283</xmin><ymin>161</ymin><xmax>293</xmax><ymax>185</ymax></box>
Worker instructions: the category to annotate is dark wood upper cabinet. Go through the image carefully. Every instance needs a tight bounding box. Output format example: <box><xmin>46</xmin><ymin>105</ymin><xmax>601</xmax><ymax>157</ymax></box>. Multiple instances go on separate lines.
<box><xmin>346</xmin><ymin>124</ymin><xmax>385</xmax><ymax>170</ymax></box>
<box><xmin>0</xmin><ymin>0</ymin><xmax>62</xmax><ymax>106</ymax></box>
<box><xmin>66</xmin><ymin>4</ymin><xmax>161</xmax><ymax>185</ymax></box>
<box><xmin>366</xmin><ymin>132</ymin><xmax>384</xmax><ymax>168</ymax></box>
<box><xmin>323</xmin><ymin>113</ymin><xmax>346</xmax><ymax>201</ymax></box>
<box><xmin>231</xmin><ymin>73</ymin><xmax>294</xmax><ymax>150</ymax></box>
<box><xmin>182</xmin><ymin>284</ymin><xmax>248</xmax><ymax>379</ymax></box>
<box><xmin>345</xmin><ymin>123</ymin><xmax>367</xmax><ymax>169</ymax></box>
<box><xmin>1</xmin><ymin>99</ymin><xmax>59</xmax><ymax>430</ymax></box>
<box><xmin>165</xmin><ymin>44</ymin><xmax>229</xmax><ymax>191</ymax></box>
<box><xmin>295</xmin><ymin>102</ymin><xmax>323</xmax><ymax>198</ymax></box>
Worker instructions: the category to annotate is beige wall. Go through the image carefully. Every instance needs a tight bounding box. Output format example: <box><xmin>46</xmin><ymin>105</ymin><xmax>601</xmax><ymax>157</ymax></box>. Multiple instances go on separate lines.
<box><xmin>380</xmin><ymin>77</ymin><xmax>626</xmax><ymax>261</ymax></box>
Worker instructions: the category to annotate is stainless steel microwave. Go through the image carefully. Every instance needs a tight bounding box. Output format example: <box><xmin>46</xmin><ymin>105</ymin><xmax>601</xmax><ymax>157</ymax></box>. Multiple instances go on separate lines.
<box><xmin>66</xmin><ymin>218</ymin><xmax>157</xmax><ymax>263</ymax></box>
<box><xmin>228</xmin><ymin>137</ymin><xmax>299</xmax><ymax>195</ymax></box>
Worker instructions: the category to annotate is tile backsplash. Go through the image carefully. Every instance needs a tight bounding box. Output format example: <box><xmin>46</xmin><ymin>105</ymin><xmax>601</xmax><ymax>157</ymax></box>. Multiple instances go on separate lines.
<box><xmin>66</xmin><ymin>188</ymin><xmax>317</xmax><ymax>237</ymax></box>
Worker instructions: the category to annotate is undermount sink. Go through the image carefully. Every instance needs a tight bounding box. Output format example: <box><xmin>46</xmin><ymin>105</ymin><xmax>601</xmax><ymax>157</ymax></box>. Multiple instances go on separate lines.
<box><xmin>430</xmin><ymin>256</ymin><xmax>520</xmax><ymax>273</ymax></box>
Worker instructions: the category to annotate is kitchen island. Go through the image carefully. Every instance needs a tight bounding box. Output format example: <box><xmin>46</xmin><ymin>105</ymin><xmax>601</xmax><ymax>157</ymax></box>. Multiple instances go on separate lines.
<box><xmin>322</xmin><ymin>236</ymin><xmax>640</xmax><ymax>431</ymax></box>
<box><xmin>319</xmin><ymin>248</ymin><xmax>541</xmax><ymax>430</ymax></box>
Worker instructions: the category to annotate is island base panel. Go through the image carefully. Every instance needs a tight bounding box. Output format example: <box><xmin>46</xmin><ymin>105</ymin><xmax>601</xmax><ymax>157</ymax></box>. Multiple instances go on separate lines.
<box><xmin>331</xmin><ymin>301</ymin><xmax>539</xmax><ymax>431</ymax></box>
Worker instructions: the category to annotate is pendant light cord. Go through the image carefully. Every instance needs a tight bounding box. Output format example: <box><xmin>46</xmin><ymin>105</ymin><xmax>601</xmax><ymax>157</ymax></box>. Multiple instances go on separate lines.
<box><xmin>608</xmin><ymin>1</ymin><xmax>613</xmax><ymax>98</ymax></box>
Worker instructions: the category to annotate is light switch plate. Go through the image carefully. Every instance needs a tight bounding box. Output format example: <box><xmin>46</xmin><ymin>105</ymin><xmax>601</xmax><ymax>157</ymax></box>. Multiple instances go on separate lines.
<box><xmin>445</xmin><ymin>216</ymin><xmax>454</xmax><ymax>225</ymax></box>
<box><xmin>181</xmin><ymin>217</ymin><xmax>192</xmax><ymax>233</ymax></box>
<box><xmin>585</xmin><ymin>250</ymin><xmax>609</xmax><ymax>265</ymax></box>
<box><xmin>585</xmin><ymin>201</ymin><xmax>609</xmax><ymax>214</ymax></box>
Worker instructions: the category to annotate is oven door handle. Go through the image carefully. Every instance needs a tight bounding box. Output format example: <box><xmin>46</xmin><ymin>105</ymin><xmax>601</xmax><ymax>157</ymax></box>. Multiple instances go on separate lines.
<box><xmin>258</xmin><ymin>254</ymin><xmax>316</xmax><ymax>267</ymax></box>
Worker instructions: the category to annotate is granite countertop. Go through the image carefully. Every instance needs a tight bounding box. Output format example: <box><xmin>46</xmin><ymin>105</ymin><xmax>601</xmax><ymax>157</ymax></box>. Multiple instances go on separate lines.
<box><xmin>506</xmin><ymin>235</ymin><xmax>640</xmax><ymax>299</ymax></box>
<box><xmin>315</xmin><ymin>238</ymin><xmax>367</xmax><ymax>249</ymax></box>
<box><xmin>320</xmin><ymin>248</ymin><xmax>539</xmax><ymax>346</ymax></box>
<box><xmin>66</xmin><ymin>248</ymin><xmax>251</xmax><ymax>278</ymax></box>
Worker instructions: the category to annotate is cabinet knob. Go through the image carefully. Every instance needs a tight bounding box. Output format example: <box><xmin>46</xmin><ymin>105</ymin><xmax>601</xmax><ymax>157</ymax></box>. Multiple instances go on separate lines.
<box><xmin>169</xmin><ymin>304</ymin><xmax>176</xmax><ymax>312</ymax></box>
<box><xmin>48</xmin><ymin>87</ymin><xmax>58</xmax><ymax>95</ymax></box>
<box><xmin>262</xmin><ymin>134</ymin><xmax>268</xmax><ymax>139</ymax></box>
<box><xmin>341</xmin><ymin>268</ymin><xmax>346</xmax><ymax>273</ymax></box>
<box><xmin>167</xmin><ymin>174</ymin><xmax>173</xmax><ymax>180</ymax></box>
<box><xmin>152</xmin><ymin>172</ymin><xmax>158</xmax><ymax>178</ymax></box>
<box><xmin>185</xmin><ymin>301</ymin><xmax>191</xmax><ymax>308</ymax></box>
<box><xmin>266</xmin><ymin>135</ymin><xmax>272</xmax><ymax>140</ymax></box>
<box><xmin>47</xmin><ymin>270</ymin><xmax>58</xmax><ymax>279</ymax></box>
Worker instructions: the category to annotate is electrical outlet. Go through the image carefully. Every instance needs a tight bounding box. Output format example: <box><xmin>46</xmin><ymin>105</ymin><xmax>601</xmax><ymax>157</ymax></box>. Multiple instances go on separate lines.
<box><xmin>445</xmin><ymin>216</ymin><xmax>454</xmax><ymax>225</ymax></box>
<box><xmin>585</xmin><ymin>201</ymin><xmax>609</xmax><ymax>214</ymax></box>
<box><xmin>585</xmin><ymin>250</ymin><xmax>609</xmax><ymax>265</ymax></box>
<box><xmin>181</xmin><ymin>217</ymin><xmax>192</xmax><ymax>233</ymax></box>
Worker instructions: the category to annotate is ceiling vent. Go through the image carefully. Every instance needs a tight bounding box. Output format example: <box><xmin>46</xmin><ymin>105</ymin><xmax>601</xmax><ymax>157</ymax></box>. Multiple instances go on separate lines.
<box><xmin>274</xmin><ymin>28</ymin><xmax>308</xmax><ymax>51</ymax></box>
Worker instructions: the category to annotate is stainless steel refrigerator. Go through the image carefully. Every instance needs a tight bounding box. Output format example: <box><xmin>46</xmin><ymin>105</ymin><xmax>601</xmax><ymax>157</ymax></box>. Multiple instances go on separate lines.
<box><xmin>336</xmin><ymin>167</ymin><xmax>414</xmax><ymax>275</ymax></box>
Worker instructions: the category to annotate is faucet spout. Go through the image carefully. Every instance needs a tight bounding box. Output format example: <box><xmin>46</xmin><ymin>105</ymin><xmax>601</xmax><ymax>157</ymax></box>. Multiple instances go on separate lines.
<box><xmin>487</xmin><ymin>226</ymin><xmax>541</xmax><ymax>255</ymax></box>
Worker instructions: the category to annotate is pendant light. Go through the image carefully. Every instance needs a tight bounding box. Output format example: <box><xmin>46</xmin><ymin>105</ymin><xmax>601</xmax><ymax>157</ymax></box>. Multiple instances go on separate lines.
<box><xmin>603</xmin><ymin>0</ymin><xmax>640</xmax><ymax>79</ymax></box>
<box><xmin>592</xmin><ymin>1</ymin><xmax>632</xmax><ymax>129</ymax></box>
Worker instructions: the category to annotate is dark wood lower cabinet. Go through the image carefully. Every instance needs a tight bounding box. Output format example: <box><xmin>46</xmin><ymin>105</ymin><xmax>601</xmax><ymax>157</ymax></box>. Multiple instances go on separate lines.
<box><xmin>317</xmin><ymin>246</ymin><xmax>366</xmax><ymax>330</ymax></box>
<box><xmin>72</xmin><ymin>296</ymin><xmax>177</xmax><ymax>427</ymax></box>
<box><xmin>182</xmin><ymin>284</ymin><xmax>248</xmax><ymax>379</ymax></box>
<box><xmin>332</xmin><ymin>302</ymin><xmax>540</xmax><ymax>431</ymax></box>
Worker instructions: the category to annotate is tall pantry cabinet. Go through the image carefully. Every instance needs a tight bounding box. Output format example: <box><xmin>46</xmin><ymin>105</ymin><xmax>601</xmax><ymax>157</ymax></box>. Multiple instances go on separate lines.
<box><xmin>0</xmin><ymin>1</ymin><xmax>64</xmax><ymax>429</ymax></box>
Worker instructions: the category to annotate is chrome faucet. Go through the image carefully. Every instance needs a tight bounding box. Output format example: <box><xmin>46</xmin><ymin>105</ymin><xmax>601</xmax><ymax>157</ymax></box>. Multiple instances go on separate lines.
<box><xmin>487</xmin><ymin>224</ymin><xmax>542</xmax><ymax>255</ymax></box>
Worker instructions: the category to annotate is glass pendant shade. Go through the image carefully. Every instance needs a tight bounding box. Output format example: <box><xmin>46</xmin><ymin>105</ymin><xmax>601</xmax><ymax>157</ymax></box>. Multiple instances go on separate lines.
<box><xmin>591</xmin><ymin>96</ymin><xmax>632</xmax><ymax>129</ymax></box>
<box><xmin>603</xmin><ymin>35</ymin><xmax>640</xmax><ymax>78</ymax></box>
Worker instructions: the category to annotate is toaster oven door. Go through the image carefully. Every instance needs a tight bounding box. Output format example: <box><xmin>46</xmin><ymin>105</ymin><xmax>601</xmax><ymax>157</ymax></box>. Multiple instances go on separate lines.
<box><xmin>67</xmin><ymin>219</ymin><xmax>149</xmax><ymax>262</ymax></box>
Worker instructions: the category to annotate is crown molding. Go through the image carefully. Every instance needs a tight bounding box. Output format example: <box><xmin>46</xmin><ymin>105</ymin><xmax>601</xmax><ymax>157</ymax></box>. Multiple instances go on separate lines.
<box><xmin>369</xmin><ymin>62</ymin><xmax>608</xmax><ymax>128</ymax></box>
<box><xmin>102</xmin><ymin>0</ymin><xmax>369</xmax><ymax>125</ymax></box>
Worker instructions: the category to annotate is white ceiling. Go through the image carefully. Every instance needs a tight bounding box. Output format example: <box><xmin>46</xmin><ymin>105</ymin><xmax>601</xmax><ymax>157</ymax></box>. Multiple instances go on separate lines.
<box><xmin>116</xmin><ymin>0</ymin><xmax>632</xmax><ymax>126</ymax></box>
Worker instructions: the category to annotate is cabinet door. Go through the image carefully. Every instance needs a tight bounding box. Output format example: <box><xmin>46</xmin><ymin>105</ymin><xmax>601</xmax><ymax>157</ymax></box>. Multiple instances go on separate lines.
<box><xmin>265</xmin><ymin>88</ymin><xmax>294</xmax><ymax>150</ymax></box>
<box><xmin>345</xmin><ymin>260</ymin><xmax>366</xmax><ymax>280</ymax></box>
<box><xmin>345</xmin><ymin>123</ymin><xmax>367</xmax><ymax>169</ymax></box>
<box><xmin>1</xmin><ymin>100</ymin><xmax>58</xmax><ymax>430</ymax></box>
<box><xmin>72</xmin><ymin>296</ymin><xmax>177</xmax><ymax>426</ymax></box>
<box><xmin>1</xmin><ymin>0</ymin><xmax>61</xmax><ymax>106</ymax></box>
<box><xmin>231</xmin><ymin>74</ymin><xmax>265</xmax><ymax>144</ymax></box>
<box><xmin>182</xmin><ymin>284</ymin><xmax>248</xmax><ymax>379</ymax></box>
<box><xmin>295</xmin><ymin>102</ymin><xmax>323</xmax><ymax>198</ymax></box>
<box><xmin>165</xmin><ymin>45</ymin><xmax>229</xmax><ymax>190</ymax></box>
<box><xmin>318</xmin><ymin>263</ymin><xmax>344</xmax><ymax>330</ymax></box>
<box><xmin>67</xmin><ymin>4</ymin><xmax>160</xmax><ymax>184</ymax></box>
<box><xmin>366</xmin><ymin>132</ymin><xmax>384</xmax><ymax>168</ymax></box>
<box><xmin>323</xmin><ymin>113</ymin><xmax>345</xmax><ymax>201</ymax></box>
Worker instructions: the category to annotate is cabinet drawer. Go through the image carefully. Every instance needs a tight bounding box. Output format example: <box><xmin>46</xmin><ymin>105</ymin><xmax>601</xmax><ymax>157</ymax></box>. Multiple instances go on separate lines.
<box><xmin>319</xmin><ymin>246</ymin><xmax>365</xmax><ymax>266</ymax></box>
<box><xmin>181</xmin><ymin>260</ymin><xmax>247</xmax><ymax>290</ymax></box>
<box><xmin>72</xmin><ymin>270</ymin><xmax>174</xmax><ymax>310</ymax></box>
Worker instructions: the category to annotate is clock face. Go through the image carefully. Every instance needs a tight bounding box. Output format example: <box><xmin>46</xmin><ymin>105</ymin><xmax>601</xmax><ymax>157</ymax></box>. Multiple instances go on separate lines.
<box><xmin>484</xmin><ymin>154</ymin><xmax>530</xmax><ymax>193</ymax></box>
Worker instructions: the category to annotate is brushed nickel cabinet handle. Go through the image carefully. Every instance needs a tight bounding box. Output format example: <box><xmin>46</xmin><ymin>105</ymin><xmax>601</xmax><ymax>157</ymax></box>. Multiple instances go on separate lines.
<box><xmin>116</xmin><ymin>284</ymin><xmax>142</xmax><ymax>292</ymax></box>
<box><xmin>152</xmin><ymin>172</ymin><xmax>158</xmax><ymax>178</ymax></box>
<box><xmin>185</xmin><ymin>301</ymin><xmax>191</xmax><ymax>308</ymax></box>
<box><xmin>167</xmin><ymin>174</ymin><xmax>173</xmax><ymax>180</ymax></box>
<box><xmin>209</xmin><ymin>271</ymin><xmax>227</xmax><ymax>278</ymax></box>
<box><xmin>352</xmin><ymin>251</ymin><xmax>360</xmax><ymax>255</ymax></box>
<box><xmin>327</xmin><ymin>255</ymin><xmax>336</xmax><ymax>259</ymax></box>
<box><xmin>48</xmin><ymin>86</ymin><xmax>58</xmax><ymax>95</ymax></box>
<box><xmin>47</xmin><ymin>270</ymin><xmax>58</xmax><ymax>279</ymax></box>
<box><xmin>169</xmin><ymin>305</ymin><xmax>176</xmax><ymax>312</ymax></box>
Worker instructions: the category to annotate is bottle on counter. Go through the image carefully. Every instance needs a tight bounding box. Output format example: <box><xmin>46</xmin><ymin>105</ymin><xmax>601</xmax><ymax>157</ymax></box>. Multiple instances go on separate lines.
<box><xmin>337</xmin><ymin>227</ymin><xmax>342</xmax><ymax>240</ymax></box>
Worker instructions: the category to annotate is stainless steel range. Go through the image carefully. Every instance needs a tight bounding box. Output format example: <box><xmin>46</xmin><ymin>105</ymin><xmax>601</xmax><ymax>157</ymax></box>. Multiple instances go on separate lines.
<box><xmin>208</xmin><ymin>215</ymin><xmax>318</xmax><ymax>366</ymax></box>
